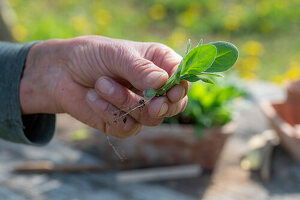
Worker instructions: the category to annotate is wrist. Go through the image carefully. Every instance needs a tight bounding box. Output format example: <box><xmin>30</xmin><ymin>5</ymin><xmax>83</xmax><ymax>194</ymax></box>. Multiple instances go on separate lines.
<box><xmin>20</xmin><ymin>40</ymin><xmax>66</xmax><ymax>114</ymax></box>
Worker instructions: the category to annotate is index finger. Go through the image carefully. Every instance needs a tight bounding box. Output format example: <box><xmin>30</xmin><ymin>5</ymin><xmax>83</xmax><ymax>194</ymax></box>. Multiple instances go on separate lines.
<box><xmin>143</xmin><ymin>43</ymin><xmax>183</xmax><ymax>76</ymax></box>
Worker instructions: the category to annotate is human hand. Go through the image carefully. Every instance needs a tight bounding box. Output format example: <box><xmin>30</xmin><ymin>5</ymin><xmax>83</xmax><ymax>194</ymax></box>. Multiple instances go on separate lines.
<box><xmin>20</xmin><ymin>36</ymin><xmax>189</xmax><ymax>138</ymax></box>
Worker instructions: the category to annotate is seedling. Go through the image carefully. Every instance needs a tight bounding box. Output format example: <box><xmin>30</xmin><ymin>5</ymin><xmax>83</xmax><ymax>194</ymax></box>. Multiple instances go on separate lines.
<box><xmin>113</xmin><ymin>39</ymin><xmax>238</xmax><ymax>122</ymax></box>
<box><xmin>110</xmin><ymin>39</ymin><xmax>239</xmax><ymax>161</ymax></box>
<box><xmin>143</xmin><ymin>39</ymin><xmax>239</xmax><ymax>100</ymax></box>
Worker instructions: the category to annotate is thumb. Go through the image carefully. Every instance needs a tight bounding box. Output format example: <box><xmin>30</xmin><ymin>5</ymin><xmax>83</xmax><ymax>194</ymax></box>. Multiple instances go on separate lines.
<box><xmin>115</xmin><ymin>56</ymin><xmax>169</xmax><ymax>91</ymax></box>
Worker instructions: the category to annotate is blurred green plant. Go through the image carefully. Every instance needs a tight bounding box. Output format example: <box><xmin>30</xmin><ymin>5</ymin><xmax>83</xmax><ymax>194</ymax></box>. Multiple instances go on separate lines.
<box><xmin>7</xmin><ymin>0</ymin><xmax>300</xmax><ymax>83</ymax></box>
<box><xmin>164</xmin><ymin>74</ymin><xmax>248</xmax><ymax>137</ymax></box>
<box><xmin>9</xmin><ymin>0</ymin><xmax>300</xmax><ymax>42</ymax></box>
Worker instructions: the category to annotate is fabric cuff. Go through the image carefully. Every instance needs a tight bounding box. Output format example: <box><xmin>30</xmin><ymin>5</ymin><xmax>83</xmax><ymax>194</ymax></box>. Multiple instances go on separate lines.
<box><xmin>0</xmin><ymin>41</ymin><xmax>56</xmax><ymax>146</ymax></box>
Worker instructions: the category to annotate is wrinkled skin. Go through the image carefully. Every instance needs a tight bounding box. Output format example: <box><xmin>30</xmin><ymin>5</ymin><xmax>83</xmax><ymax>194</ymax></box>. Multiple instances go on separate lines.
<box><xmin>20</xmin><ymin>36</ymin><xmax>189</xmax><ymax>138</ymax></box>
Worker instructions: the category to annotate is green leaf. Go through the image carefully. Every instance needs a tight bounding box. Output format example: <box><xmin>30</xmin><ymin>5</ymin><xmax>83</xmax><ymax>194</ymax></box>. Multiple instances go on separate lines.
<box><xmin>199</xmin><ymin>77</ymin><xmax>215</xmax><ymax>84</ymax></box>
<box><xmin>181</xmin><ymin>74</ymin><xmax>201</xmax><ymax>82</ymax></box>
<box><xmin>199</xmin><ymin>72</ymin><xmax>224</xmax><ymax>77</ymax></box>
<box><xmin>185</xmin><ymin>38</ymin><xmax>191</xmax><ymax>56</ymax></box>
<box><xmin>181</xmin><ymin>44</ymin><xmax>217</xmax><ymax>75</ymax></box>
<box><xmin>148</xmin><ymin>39</ymin><xmax>239</xmax><ymax>98</ymax></box>
<box><xmin>143</xmin><ymin>88</ymin><xmax>157</xmax><ymax>100</ymax></box>
<box><xmin>181</xmin><ymin>74</ymin><xmax>215</xmax><ymax>84</ymax></box>
<box><xmin>197</xmin><ymin>39</ymin><xmax>203</xmax><ymax>47</ymax></box>
<box><xmin>205</xmin><ymin>41</ymin><xmax>239</xmax><ymax>72</ymax></box>
<box><xmin>174</xmin><ymin>59</ymin><xmax>184</xmax><ymax>83</ymax></box>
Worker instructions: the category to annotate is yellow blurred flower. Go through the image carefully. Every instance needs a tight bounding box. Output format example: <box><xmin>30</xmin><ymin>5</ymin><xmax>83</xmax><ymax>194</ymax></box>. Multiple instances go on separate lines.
<box><xmin>272</xmin><ymin>75</ymin><xmax>286</xmax><ymax>84</ymax></box>
<box><xmin>240</xmin><ymin>71</ymin><xmax>258</xmax><ymax>80</ymax></box>
<box><xmin>289</xmin><ymin>60</ymin><xmax>300</xmax><ymax>69</ymax></box>
<box><xmin>240</xmin><ymin>57</ymin><xmax>261</xmax><ymax>71</ymax></box>
<box><xmin>177</xmin><ymin>3</ymin><xmax>201</xmax><ymax>27</ymax></box>
<box><xmin>237</xmin><ymin>56</ymin><xmax>261</xmax><ymax>80</ymax></box>
<box><xmin>256</xmin><ymin>1</ymin><xmax>271</xmax><ymax>16</ymax></box>
<box><xmin>70</xmin><ymin>15</ymin><xmax>89</xmax><ymax>32</ymax></box>
<box><xmin>177</xmin><ymin>11</ymin><xmax>194</xmax><ymax>27</ymax></box>
<box><xmin>94</xmin><ymin>9</ymin><xmax>112</xmax><ymax>26</ymax></box>
<box><xmin>168</xmin><ymin>29</ymin><xmax>187</xmax><ymax>49</ymax></box>
<box><xmin>12</xmin><ymin>24</ymin><xmax>27</xmax><ymax>41</ymax></box>
<box><xmin>233</xmin><ymin>5</ymin><xmax>247</xmax><ymax>18</ymax></box>
<box><xmin>286</xmin><ymin>61</ymin><xmax>300</xmax><ymax>80</ymax></box>
<box><xmin>243</xmin><ymin>41</ymin><xmax>264</xmax><ymax>56</ymax></box>
<box><xmin>223</xmin><ymin>15</ymin><xmax>240</xmax><ymax>31</ymax></box>
<box><xmin>271</xmin><ymin>60</ymin><xmax>300</xmax><ymax>84</ymax></box>
<box><xmin>149</xmin><ymin>4</ymin><xmax>166</xmax><ymax>20</ymax></box>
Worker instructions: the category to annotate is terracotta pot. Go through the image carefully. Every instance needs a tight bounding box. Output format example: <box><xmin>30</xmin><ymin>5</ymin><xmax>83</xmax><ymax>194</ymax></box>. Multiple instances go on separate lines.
<box><xmin>97</xmin><ymin>123</ymin><xmax>235</xmax><ymax>170</ymax></box>
<box><xmin>272</xmin><ymin>103</ymin><xmax>300</xmax><ymax>126</ymax></box>
<box><xmin>260</xmin><ymin>80</ymin><xmax>300</xmax><ymax>163</ymax></box>
<box><xmin>286</xmin><ymin>80</ymin><xmax>300</xmax><ymax>104</ymax></box>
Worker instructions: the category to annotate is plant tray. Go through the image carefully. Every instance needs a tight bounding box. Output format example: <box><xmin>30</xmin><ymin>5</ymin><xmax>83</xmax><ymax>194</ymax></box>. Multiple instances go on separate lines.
<box><xmin>97</xmin><ymin>123</ymin><xmax>235</xmax><ymax>170</ymax></box>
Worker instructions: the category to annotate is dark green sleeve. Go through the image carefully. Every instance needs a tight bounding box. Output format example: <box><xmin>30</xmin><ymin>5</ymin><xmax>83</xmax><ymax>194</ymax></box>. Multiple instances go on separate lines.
<box><xmin>0</xmin><ymin>41</ymin><xmax>55</xmax><ymax>146</ymax></box>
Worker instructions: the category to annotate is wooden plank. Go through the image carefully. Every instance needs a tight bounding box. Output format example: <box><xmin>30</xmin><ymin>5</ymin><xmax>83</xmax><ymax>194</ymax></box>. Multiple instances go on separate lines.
<box><xmin>117</xmin><ymin>164</ymin><xmax>202</xmax><ymax>183</ymax></box>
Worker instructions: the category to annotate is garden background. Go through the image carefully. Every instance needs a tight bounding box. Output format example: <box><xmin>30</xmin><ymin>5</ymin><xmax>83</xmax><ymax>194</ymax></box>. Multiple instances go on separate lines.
<box><xmin>7</xmin><ymin>0</ymin><xmax>300</xmax><ymax>83</ymax></box>
<box><xmin>1</xmin><ymin>1</ymin><xmax>300</xmax><ymax>199</ymax></box>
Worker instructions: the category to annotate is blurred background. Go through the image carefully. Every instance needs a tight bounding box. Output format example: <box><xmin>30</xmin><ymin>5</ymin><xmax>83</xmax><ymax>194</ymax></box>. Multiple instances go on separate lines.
<box><xmin>2</xmin><ymin>0</ymin><xmax>300</xmax><ymax>83</ymax></box>
<box><xmin>1</xmin><ymin>0</ymin><xmax>300</xmax><ymax>199</ymax></box>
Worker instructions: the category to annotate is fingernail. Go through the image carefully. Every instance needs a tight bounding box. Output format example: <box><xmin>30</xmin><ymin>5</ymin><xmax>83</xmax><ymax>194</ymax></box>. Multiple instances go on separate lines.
<box><xmin>180</xmin><ymin>88</ymin><xmax>186</xmax><ymax>99</ymax></box>
<box><xmin>146</xmin><ymin>71</ymin><xmax>167</xmax><ymax>88</ymax></box>
<box><xmin>158</xmin><ymin>103</ymin><xmax>168</xmax><ymax>117</ymax></box>
<box><xmin>97</xmin><ymin>77</ymin><xmax>114</xmax><ymax>95</ymax></box>
<box><xmin>87</xmin><ymin>89</ymin><xmax>99</xmax><ymax>102</ymax></box>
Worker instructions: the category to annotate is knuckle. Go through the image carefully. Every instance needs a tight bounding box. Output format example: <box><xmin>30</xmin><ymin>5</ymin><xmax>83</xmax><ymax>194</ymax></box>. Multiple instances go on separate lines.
<box><xmin>115</xmin><ymin>45</ymin><xmax>129</xmax><ymax>62</ymax></box>
<box><xmin>132</xmin><ymin>58</ymin><xmax>154</xmax><ymax>72</ymax></box>
<box><xmin>153</xmin><ymin>44</ymin><xmax>174</xmax><ymax>59</ymax></box>
<box><xmin>106</xmin><ymin>43</ymin><xmax>135</xmax><ymax>72</ymax></box>
<box><xmin>146</xmin><ymin>42</ymin><xmax>173</xmax><ymax>61</ymax></box>
<box><xmin>119</xmin><ymin>91</ymin><xmax>132</xmax><ymax>109</ymax></box>
<box><xmin>100</xmin><ymin>100</ymin><xmax>111</xmax><ymax>113</ymax></box>
<box><xmin>150</xmin><ymin>42</ymin><xmax>170</xmax><ymax>51</ymax></box>
<box><xmin>130</xmin><ymin>58</ymin><xmax>157</xmax><ymax>85</ymax></box>
<box><xmin>149</xmin><ymin>43</ymin><xmax>181</xmax><ymax>74</ymax></box>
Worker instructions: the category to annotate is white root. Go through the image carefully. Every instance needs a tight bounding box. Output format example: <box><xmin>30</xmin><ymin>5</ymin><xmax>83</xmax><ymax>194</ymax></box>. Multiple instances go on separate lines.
<box><xmin>113</xmin><ymin>99</ymin><xmax>151</xmax><ymax>123</ymax></box>
<box><xmin>106</xmin><ymin>135</ymin><xmax>127</xmax><ymax>162</ymax></box>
